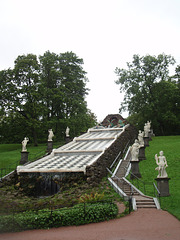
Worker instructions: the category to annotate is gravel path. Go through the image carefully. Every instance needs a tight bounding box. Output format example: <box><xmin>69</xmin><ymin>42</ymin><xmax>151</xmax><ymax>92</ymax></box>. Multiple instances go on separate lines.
<box><xmin>0</xmin><ymin>209</ymin><xmax>180</xmax><ymax>240</ymax></box>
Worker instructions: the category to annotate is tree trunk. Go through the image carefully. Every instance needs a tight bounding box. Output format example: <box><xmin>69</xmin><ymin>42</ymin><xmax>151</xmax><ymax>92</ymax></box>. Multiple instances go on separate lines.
<box><xmin>32</xmin><ymin>127</ymin><xmax>38</xmax><ymax>146</ymax></box>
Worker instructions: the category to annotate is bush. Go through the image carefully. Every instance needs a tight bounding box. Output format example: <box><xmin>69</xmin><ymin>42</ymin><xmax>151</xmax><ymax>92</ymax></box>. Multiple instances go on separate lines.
<box><xmin>79</xmin><ymin>192</ymin><xmax>105</xmax><ymax>203</ymax></box>
<box><xmin>0</xmin><ymin>202</ymin><xmax>118</xmax><ymax>233</ymax></box>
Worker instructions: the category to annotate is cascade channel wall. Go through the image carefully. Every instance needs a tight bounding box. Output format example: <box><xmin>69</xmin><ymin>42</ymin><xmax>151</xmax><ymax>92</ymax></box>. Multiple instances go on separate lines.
<box><xmin>86</xmin><ymin>124</ymin><xmax>138</xmax><ymax>186</ymax></box>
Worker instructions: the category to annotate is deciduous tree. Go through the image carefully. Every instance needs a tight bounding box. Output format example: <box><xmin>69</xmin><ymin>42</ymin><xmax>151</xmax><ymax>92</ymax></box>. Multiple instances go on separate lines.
<box><xmin>115</xmin><ymin>54</ymin><xmax>180</xmax><ymax>135</ymax></box>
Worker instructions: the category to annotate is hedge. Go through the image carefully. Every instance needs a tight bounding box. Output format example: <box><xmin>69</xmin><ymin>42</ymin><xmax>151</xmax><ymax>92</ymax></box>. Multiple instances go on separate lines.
<box><xmin>0</xmin><ymin>202</ymin><xmax>118</xmax><ymax>233</ymax></box>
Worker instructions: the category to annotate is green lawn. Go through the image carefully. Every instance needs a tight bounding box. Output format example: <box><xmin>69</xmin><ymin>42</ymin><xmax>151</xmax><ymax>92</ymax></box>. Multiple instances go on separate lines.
<box><xmin>129</xmin><ymin>135</ymin><xmax>180</xmax><ymax>220</ymax></box>
<box><xmin>0</xmin><ymin>142</ymin><xmax>64</xmax><ymax>171</ymax></box>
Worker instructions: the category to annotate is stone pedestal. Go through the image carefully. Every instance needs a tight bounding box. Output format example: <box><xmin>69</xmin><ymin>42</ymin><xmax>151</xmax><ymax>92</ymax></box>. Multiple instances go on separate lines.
<box><xmin>20</xmin><ymin>151</ymin><xmax>29</xmax><ymax>165</ymax></box>
<box><xmin>138</xmin><ymin>146</ymin><xmax>146</xmax><ymax>161</ymax></box>
<box><xmin>47</xmin><ymin>141</ymin><xmax>53</xmax><ymax>153</ymax></box>
<box><xmin>130</xmin><ymin>161</ymin><xmax>141</xmax><ymax>179</ymax></box>
<box><xmin>143</xmin><ymin>137</ymin><xmax>149</xmax><ymax>147</ymax></box>
<box><xmin>155</xmin><ymin>177</ymin><xmax>170</xmax><ymax>196</ymax></box>
<box><xmin>65</xmin><ymin>136</ymin><xmax>70</xmax><ymax>144</ymax></box>
<box><xmin>148</xmin><ymin>132</ymin><xmax>152</xmax><ymax>141</ymax></box>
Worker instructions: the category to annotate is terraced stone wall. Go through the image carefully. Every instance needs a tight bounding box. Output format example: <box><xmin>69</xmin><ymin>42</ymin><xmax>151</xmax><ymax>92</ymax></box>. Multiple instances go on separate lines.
<box><xmin>86</xmin><ymin>124</ymin><xmax>138</xmax><ymax>186</ymax></box>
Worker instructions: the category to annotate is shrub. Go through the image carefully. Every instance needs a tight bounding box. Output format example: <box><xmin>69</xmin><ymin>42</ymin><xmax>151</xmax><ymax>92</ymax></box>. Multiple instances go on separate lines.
<box><xmin>0</xmin><ymin>202</ymin><xmax>118</xmax><ymax>233</ymax></box>
<box><xmin>79</xmin><ymin>192</ymin><xmax>105</xmax><ymax>203</ymax></box>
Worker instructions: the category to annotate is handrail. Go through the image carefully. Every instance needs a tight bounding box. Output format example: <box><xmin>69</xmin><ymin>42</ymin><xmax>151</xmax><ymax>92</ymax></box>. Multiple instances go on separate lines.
<box><xmin>153</xmin><ymin>182</ymin><xmax>161</xmax><ymax>205</ymax></box>
<box><xmin>122</xmin><ymin>140</ymin><xmax>130</xmax><ymax>155</ymax></box>
<box><xmin>106</xmin><ymin>167</ymin><xmax>113</xmax><ymax>176</ymax></box>
<box><xmin>124</xmin><ymin>166</ymin><xmax>161</xmax><ymax>200</ymax></box>
<box><xmin>110</xmin><ymin>150</ymin><xmax>122</xmax><ymax>169</ymax></box>
<box><xmin>110</xmin><ymin>139</ymin><xmax>131</xmax><ymax>170</ymax></box>
<box><xmin>153</xmin><ymin>182</ymin><xmax>160</xmax><ymax>195</ymax></box>
<box><xmin>123</xmin><ymin>166</ymin><xmax>152</xmax><ymax>185</ymax></box>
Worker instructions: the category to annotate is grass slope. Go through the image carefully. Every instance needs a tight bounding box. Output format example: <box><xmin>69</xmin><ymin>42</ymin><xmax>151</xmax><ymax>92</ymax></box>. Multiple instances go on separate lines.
<box><xmin>131</xmin><ymin>136</ymin><xmax>180</xmax><ymax>220</ymax></box>
<box><xmin>0</xmin><ymin>142</ymin><xmax>64</xmax><ymax>170</ymax></box>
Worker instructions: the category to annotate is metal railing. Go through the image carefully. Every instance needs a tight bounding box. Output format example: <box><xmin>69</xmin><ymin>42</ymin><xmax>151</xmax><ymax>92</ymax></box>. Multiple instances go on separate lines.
<box><xmin>109</xmin><ymin>140</ymin><xmax>131</xmax><ymax>174</ymax></box>
<box><xmin>108</xmin><ymin>175</ymin><xmax>133</xmax><ymax>213</ymax></box>
<box><xmin>125</xmin><ymin>167</ymin><xmax>161</xmax><ymax>201</ymax></box>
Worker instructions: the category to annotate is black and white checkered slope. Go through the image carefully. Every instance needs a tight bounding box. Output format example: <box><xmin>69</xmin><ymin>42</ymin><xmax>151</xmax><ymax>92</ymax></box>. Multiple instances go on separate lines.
<box><xmin>17</xmin><ymin>126</ymin><xmax>127</xmax><ymax>174</ymax></box>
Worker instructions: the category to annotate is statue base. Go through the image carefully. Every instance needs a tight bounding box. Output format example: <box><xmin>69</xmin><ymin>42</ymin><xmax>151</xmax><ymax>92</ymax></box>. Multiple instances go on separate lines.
<box><xmin>148</xmin><ymin>132</ymin><xmax>152</xmax><ymax>141</ymax></box>
<box><xmin>66</xmin><ymin>136</ymin><xmax>70</xmax><ymax>144</ymax></box>
<box><xmin>155</xmin><ymin>177</ymin><xmax>170</xmax><ymax>196</ymax></box>
<box><xmin>47</xmin><ymin>141</ymin><xmax>53</xmax><ymax>153</ymax></box>
<box><xmin>130</xmin><ymin>161</ymin><xmax>141</xmax><ymax>179</ymax></box>
<box><xmin>143</xmin><ymin>137</ymin><xmax>149</xmax><ymax>147</ymax></box>
<box><xmin>138</xmin><ymin>146</ymin><xmax>146</xmax><ymax>161</ymax></box>
<box><xmin>20</xmin><ymin>151</ymin><xmax>29</xmax><ymax>165</ymax></box>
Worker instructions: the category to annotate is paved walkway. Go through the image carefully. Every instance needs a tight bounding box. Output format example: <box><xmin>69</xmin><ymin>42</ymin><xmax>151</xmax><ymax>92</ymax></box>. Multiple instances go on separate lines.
<box><xmin>0</xmin><ymin>209</ymin><xmax>180</xmax><ymax>240</ymax></box>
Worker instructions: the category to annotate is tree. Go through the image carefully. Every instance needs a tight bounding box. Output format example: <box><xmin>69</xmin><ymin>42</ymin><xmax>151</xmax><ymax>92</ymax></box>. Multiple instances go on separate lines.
<box><xmin>115</xmin><ymin>54</ymin><xmax>180</xmax><ymax>135</ymax></box>
<box><xmin>0</xmin><ymin>54</ymin><xmax>43</xmax><ymax>145</ymax></box>
<box><xmin>39</xmin><ymin>51</ymin><xmax>91</xmax><ymax>139</ymax></box>
<box><xmin>0</xmin><ymin>51</ymin><xmax>96</xmax><ymax>144</ymax></box>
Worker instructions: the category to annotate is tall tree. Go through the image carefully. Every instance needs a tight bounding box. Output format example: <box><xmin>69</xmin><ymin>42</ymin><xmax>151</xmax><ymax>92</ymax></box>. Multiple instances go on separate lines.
<box><xmin>39</xmin><ymin>51</ymin><xmax>90</xmax><ymax>138</ymax></box>
<box><xmin>115</xmin><ymin>54</ymin><xmax>180</xmax><ymax>135</ymax></box>
<box><xmin>0</xmin><ymin>51</ymin><xmax>96</xmax><ymax>144</ymax></box>
<box><xmin>0</xmin><ymin>54</ymin><xmax>43</xmax><ymax>145</ymax></box>
<box><xmin>39</xmin><ymin>51</ymin><xmax>62</xmax><ymax>121</ymax></box>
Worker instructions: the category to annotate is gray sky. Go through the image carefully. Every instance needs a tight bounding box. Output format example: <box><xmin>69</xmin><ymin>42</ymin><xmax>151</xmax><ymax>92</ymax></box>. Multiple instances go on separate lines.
<box><xmin>1</xmin><ymin>0</ymin><xmax>180</xmax><ymax>121</ymax></box>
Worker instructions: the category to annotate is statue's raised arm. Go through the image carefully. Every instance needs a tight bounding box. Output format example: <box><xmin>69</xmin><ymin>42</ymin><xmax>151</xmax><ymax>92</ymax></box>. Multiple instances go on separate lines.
<box><xmin>155</xmin><ymin>153</ymin><xmax>158</xmax><ymax>165</ymax></box>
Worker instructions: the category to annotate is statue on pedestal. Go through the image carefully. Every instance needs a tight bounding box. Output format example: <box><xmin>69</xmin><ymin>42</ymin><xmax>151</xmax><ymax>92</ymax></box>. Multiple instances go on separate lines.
<box><xmin>21</xmin><ymin>137</ymin><xmax>29</xmax><ymax>152</ymax></box>
<box><xmin>147</xmin><ymin>121</ymin><xmax>151</xmax><ymax>131</ymax></box>
<box><xmin>155</xmin><ymin>151</ymin><xmax>168</xmax><ymax>178</ymax></box>
<box><xmin>144</xmin><ymin>123</ymin><xmax>149</xmax><ymax>137</ymax></box>
<box><xmin>130</xmin><ymin>139</ymin><xmax>140</xmax><ymax>161</ymax></box>
<box><xmin>138</xmin><ymin>130</ymin><xmax>144</xmax><ymax>147</ymax></box>
<box><xmin>48</xmin><ymin>129</ymin><xmax>54</xmax><ymax>141</ymax></box>
<box><xmin>66</xmin><ymin>127</ymin><xmax>70</xmax><ymax>137</ymax></box>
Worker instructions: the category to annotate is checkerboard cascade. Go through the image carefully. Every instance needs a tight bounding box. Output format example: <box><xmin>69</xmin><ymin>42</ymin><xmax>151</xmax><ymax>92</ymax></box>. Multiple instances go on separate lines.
<box><xmin>17</xmin><ymin>126</ymin><xmax>127</xmax><ymax>174</ymax></box>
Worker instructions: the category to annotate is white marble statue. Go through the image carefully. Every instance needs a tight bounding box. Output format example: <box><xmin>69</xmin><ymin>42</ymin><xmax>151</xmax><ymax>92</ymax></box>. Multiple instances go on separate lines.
<box><xmin>21</xmin><ymin>137</ymin><xmax>29</xmax><ymax>152</ymax></box>
<box><xmin>48</xmin><ymin>129</ymin><xmax>54</xmax><ymax>141</ymax></box>
<box><xmin>155</xmin><ymin>151</ymin><xmax>168</xmax><ymax>178</ymax></box>
<box><xmin>147</xmin><ymin>121</ymin><xmax>151</xmax><ymax>131</ymax></box>
<box><xmin>144</xmin><ymin>123</ymin><xmax>149</xmax><ymax>137</ymax></box>
<box><xmin>130</xmin><ymin>139</ymin><xmax>140</xmax><ymax>161</ymax></box>
<box><xmin>66</xmin><ymin>127</ymin><xmax>70</xmax><ymax>137</ymax></box>
<box><xmin>138</xmin><ymin>130</ymin><xmax>144</xmax><ymax>147</ymax></box>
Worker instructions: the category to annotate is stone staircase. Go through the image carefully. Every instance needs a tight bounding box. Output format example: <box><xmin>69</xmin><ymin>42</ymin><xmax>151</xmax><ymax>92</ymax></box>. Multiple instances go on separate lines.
<box><xmin>111</xmin><ymin>176</ymin><xmax>158</xmax><ymax>209</ymax></box>
<box><xmin>109</xmin><ymin>147</ymin><xmax>159</xmax><ymax>210</ymax></box>
<box><xmin>135</xmin><ymin>195</ymin><xmax>156</xmax><ymax>208</ymax></box>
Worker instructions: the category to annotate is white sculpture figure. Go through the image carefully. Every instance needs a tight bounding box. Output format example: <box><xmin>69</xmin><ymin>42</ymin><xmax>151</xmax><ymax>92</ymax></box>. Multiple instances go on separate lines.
<box><xmin>155</xmin><ymin>151</ymin><xmax>168</xmax><ymax>178</ymax></box>
<box><xmin>138</xmin><ymin>130</ymin><xmax>144</xmax><ymax>147</ymax></box>
<box><xmin>147</xmin><ymin>121</ymin><xmax>151</xmax><ymax>131</ymax></box>
<box><xmin>21</xmin><ymin>137</ymin><xmax>29</xmax><ymax>152</ymax></box>
<box><xmin>130</xmin><ymin>139</ymin><xmax>140</xmax><ymax>161</ymax></box>
<box><xmin>144</xmin><ymin>123</ymin><xmax>149</xmax><ymax>137</ymax></box>
<box><xmin>66</xmin><ymin>127</ymin><xmax>70</xmax><ymax>137</ymax></box>
<box><xmin>48</xmin><ymin>129</ymin><xmax>54</xmax><ymax>141</ymax></box>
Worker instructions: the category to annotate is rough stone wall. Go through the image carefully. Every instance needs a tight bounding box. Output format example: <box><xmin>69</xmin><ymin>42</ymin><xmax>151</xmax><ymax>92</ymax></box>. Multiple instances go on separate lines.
<box><xmin>86</xmin><ymin>124</ymin><xmax>138</xmax><ymax>185</ymax></box>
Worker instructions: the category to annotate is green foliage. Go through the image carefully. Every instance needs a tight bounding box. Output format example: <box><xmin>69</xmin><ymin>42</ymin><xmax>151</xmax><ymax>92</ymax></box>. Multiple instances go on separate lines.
<box><xmin>79</xmin><ymin>192</ymin><xmax>105</xmax><ymax>203</ymax></box>
<box><xmin>0</xmin><ymin>51</ymin><xmax>97</xmax><ymax>145</ymax></box>
<box><xmin>0</xmin><ymin>202</ymin><xmax>118</xmax><ymax>233</ymax></box>
<box><xmin>115</xmin><ymin>54</ymin><xmax>180</xmax><ymax>135</ymax></box>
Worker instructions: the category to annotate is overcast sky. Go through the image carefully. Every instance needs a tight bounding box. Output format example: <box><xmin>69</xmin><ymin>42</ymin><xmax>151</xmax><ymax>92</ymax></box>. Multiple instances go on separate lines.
<box><xmin>1</xmin><ymin>0</ymin><xmax>180</xmax><ymax>122</ymax></box>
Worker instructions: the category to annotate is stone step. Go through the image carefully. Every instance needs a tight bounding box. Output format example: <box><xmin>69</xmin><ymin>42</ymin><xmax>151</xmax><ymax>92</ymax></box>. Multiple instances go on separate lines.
<box><xmin>137</xmin><ymin>205</ymin><xmax>156</xmax><ymax>208</ymax></box>
<box><xmin>124</xmin><ymin>192</ymin><xmax>140</xmax><ymax>196</ymax></box>
<box><xmin>136</xmin><ymin>199</ymin><xmax>154</xmax><ymax>203</ymax></box>
<box><xmin>136</xmin><ymin>201</ymin><xmax>155</xmax><ymax>205</ymax></box>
